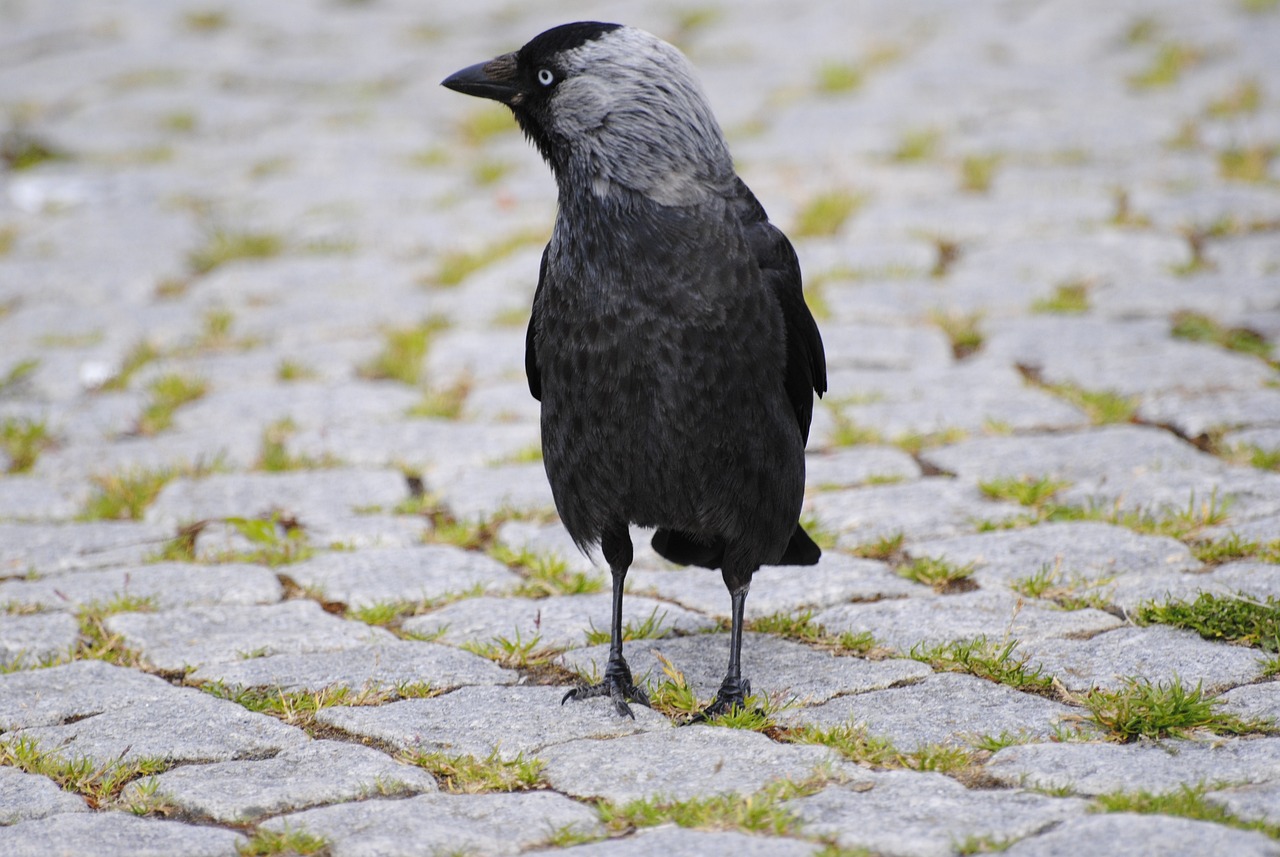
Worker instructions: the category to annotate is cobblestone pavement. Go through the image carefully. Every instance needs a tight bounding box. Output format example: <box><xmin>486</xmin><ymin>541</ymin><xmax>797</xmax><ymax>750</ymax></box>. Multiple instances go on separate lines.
<box><xmin>2</xmin><ymin>0</ymin><xmax>1280</xmax><ymax>855</ymax></box>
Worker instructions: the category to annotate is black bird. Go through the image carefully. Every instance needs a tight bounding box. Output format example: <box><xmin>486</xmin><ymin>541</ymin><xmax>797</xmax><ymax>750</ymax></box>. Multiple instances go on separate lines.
<box><xmin>443</xmin><ymin>22</ymin><xmax>826</xmax><ymax>718</ymax></box>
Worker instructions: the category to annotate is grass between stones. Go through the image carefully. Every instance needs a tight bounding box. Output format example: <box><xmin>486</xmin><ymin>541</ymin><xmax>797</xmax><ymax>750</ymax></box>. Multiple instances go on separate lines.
<box><xmin>1134</xmin><ymin>592</ymin><xmax>1280</xmax><ymax>652</ymax></box>
<box><xmin>237</xmin><ymin>825</ymin><xmax>330</xmax><ymax>857</ymax></box>
<box><xmin>976</xmin><ymin>489</ymin><xmax>1233</xmax><ymax>541</ymax></box>
<box><xmin>978</xmin><ymin>475</ymin><xmax>1072</xmax><ymax>508</ymax></box>
<box><xmin>584</xmin><ymin>606</ymin><xmax>672</xmax><ymax>647</ymax></box>
<box><xmin>407</xmin><ymin>378</ymin><xmax>472</xmax><ymax>420</ymax></box>
<box><xmin>203</xmin><ymin>682</ymin><xmax>438</xmax><ymax>731</ymax></box>
<box><xmin>792</xmin><ymin>189</ymin><xmax>866</xmax><ymax>238</ymax></box>
<box><xmin>1190</xmin><ymin>533</ymin><xmax>1280</xmax><ymax>565</ymax></box>
<box><xmin>1073</xmin><ymin>677</ymin><xmax>1273</xmax><ymax>742</ymax></box>
<box><xmin>1010</xmin><ymin>563</ymin><xmax>1114</xmax><ymax>611</ymax></box>
<box><xmin>1171</xmin><ymin>311</ymin><xmax>1273</xmax><ymax>361</ymax></box>
<box><xmin>256</xmin><ymin>418</ymin><xmax>342</xmax><ymax>472</ymax></box>
<box><xmin>782</xmin><ymin>721</ymin><xmax>983</xmax><ymax>779</ymax></box>
<box><xmin>429</xmin><ymin>229</ymin><xmax>546</xmax><ymax>287</ymax></box>
<box><xmin>928</xmin><ymin>309</ymin><xmax>985</xmax><ymax>360</ymax></box>
<box><xmin>745</xmin><ymin>610</ymin><xmax>878</xmax><ymax>657</ymax></box>
<box><xmin>460</xmin><ymin>630</ymin><xmax>566</xmax><ymax>673</ymax></box>
<box><xmin>909</xmin><ymin>637</ymin><xmax>1056</xmax><ymax>696</ymax></box>
<box><xmin>848</xmin><ymin>531</ymin><xmax>906</xmax><ymax>562</ymax></box>
<box><xmin>400</xmin><ymin>748</ymin><xmax>546</xmax><ymax>794</ymax></box>
<box><xmin>0</xmin><ymin>734</ymin><xmax>170</xmax><ymax>809</ymax></box>
<box><xmin>187</xmin><ymin>228</ymin><xmax>283</xmax><ymax>276</ymax></box>
<box><xmin>1</xmin><ymin>416</ymin><xmax>54</xmax><ymax>473</ymax></box>
<box><xmin>898</xmin><ymin>557</ymin><xmax>978</xmax><ymax>594</ymax></box>
<box><xmin>1093</xmin><ymin>784</ymin><xmax>1280</xmax><ymax>840</ymax></box>
<box><xmin>0</xmin><ymin>357</ymin><xmax>39</xmax><ymax>395</ymax></box>
<box><xmin>136</xmin><ymin>373</ymin><xmax>209</xmax><ymax>435</ymax></box>
<box><xmin>358</xmin><ymin>317</ymin><xmax>450</xmax><ymax>386</ymax></box>
<box><xmin>1031</xmin><ymin>280</ymin><xmax>1093</xmax><ymax>315</ymax></box>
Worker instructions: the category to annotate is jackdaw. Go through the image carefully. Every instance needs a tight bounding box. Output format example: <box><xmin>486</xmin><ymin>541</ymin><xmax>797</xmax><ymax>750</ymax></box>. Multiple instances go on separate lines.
<box><xmin>443</xmin><ymin>22</ymin><xmax>826</xmax><ymax>718</ymax></box>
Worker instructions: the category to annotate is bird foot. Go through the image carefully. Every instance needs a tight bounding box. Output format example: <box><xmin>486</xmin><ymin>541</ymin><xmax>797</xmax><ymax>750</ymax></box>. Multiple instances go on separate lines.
<box><xmin>690</xmin><ymin>676</ymin><xmax>754</xmax><ymax>723</ymax></box>
<box><xmin>561</xmin><ymin>660</ymin><xmax>651</xmax><ymax>719</ymax></box>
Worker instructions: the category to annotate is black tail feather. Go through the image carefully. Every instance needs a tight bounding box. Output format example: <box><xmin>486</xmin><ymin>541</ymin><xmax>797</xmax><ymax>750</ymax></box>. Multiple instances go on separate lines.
<box><xmin>650</xmin><ymin>523</ymin><xmax>822</xmax><ymax>570</ymax></box>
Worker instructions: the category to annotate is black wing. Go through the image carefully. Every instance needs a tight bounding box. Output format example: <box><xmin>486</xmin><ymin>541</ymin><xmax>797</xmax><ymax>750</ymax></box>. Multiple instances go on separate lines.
<box><xmin>525</xmin><ymin>244</ymin><xmax>549</xmax><ymax>402</ymax></box>
<box><xmin>733</xmin><ymin>179</ymin><xmax>827</xmax><ymax>443</ymax></box>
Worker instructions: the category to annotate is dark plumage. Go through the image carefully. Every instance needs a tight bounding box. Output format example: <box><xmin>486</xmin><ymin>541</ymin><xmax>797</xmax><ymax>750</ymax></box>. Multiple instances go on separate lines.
<box><xmin>443</xmin><ymin>22</ymin><xmax>826</xmax><ymax>717</ymax></box>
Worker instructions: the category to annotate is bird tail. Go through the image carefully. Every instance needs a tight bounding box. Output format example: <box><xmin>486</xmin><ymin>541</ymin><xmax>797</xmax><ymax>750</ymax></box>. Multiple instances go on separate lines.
<box><xmin>650</xmin><ymin>524</ymin><xmax>822</xmax><ymax>570</ymax></box>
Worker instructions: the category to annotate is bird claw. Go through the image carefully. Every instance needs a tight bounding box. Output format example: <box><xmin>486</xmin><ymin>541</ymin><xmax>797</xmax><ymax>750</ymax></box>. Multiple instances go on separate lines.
<box><xmin>688</xmin><ymin>676</ymin><xmax>753</xmax><ymax>723</ymax></box>
<box><xmin>562</xmin><ymin>661</ymin><xmax>650</xmax><ymax>719</ymax></box>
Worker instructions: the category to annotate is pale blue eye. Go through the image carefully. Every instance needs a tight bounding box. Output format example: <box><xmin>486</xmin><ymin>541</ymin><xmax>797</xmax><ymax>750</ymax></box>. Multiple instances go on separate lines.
<box><xmin>537</xmin><ymin>68</ymin><xmax>555</xmax><ymax>86</ymax></box>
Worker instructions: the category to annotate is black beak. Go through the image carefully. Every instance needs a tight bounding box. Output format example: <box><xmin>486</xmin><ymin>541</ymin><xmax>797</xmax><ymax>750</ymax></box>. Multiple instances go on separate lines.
<box><xmin>441</xmin><ymin>53</ymin><xmax>520</xmax><ymax>104</ymax></box>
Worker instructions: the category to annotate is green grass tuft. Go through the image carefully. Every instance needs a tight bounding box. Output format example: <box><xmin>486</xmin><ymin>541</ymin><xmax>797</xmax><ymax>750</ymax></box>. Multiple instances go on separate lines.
<box><xmin>0</xmin><ymin>734</ymin><xmax>169</xmax><ymax>809</ymax></box>
<box><xmin>1032</xmin><ymin>281</ymin><xmax>1092</xmax><ymax>315</ymax></box>
<box><xmin>793</xmin><ymin>190</ymin><xmax>866</xmax><ymax>238</ymax></box>
<box><xmin>188</xmin><ymin>229</ymin><xmax>283</xmax><ymax>275</ymax></box>
<box><xmin>898</xmin><ymin>556</ymin><xmax>978</xmax><ymax>593</ymax></box>
<box><xmin>1093</xmin><ymin>784</ymin><xmax>1280</xmax><ymax>839</ymax></box>
<box><xmin>1134</xmin><ymin>592</ymin><xmax>1280</xmax><ymax>651</ymax></box>
<box><xmin>979</xmin><ymin>475</ymin><xmax>1072</xmax><ymax>507</ymax></box>
<box><xmin>959</xmin><ymin>153</ymin><xmax>1001</xmax><ymax>193</ymax></box>
<box><xmin>929</xmin><ymin>310</ymin><xmax>984</xmax><ymax>359</ymax></box>
<box><xmin>137</xmin><ymin>374</ymin><xmax>208</xmax><ymax>435</ymax></box>
<box><xmin>237</xmin><ymin>825</ymin><xmax>329</xmax><ymax>856</ymax></box>
<box><xmin>1129</xmin><ymin>42</ymin><xmax>1206</xmax><ymax>90</ymax></box>
<box><xmin>584</xmin><ymin>606</ymin><xmax>672</xmax><ymax>647</ymax></box>
<box><xmin>401</xmin><ymin>748</ymin><xmax>546</xmax><ymax>793</ymax></box>
<box><xmin>1</xmin><ymin>417</ymin><xmax>53</xmax><ymax>474</ymax></box>
<box><xmin>358</xmin><ymin>318</ymin><xmax>450</xmax><ymax>386</ymax></box>
<box><xmin>746</xmin><ymin>610</ymin><xmax>877</xmax><ymax>655</ymax></box>
<box><xmin>849</xmin><ymin>531</ymin><xmax>905</xmax><ymax>562</ymax></box>
<box><xmin>909</xmin><ymin>636</ymin><xmax>1055</xmax><ymax>694</ymax></box>
<box><xmin>1010</xmin><ymin>563</ymin><xmax>1114</xmax><ymax>611</ymax></box>
<box><xmin>1171</xmin><ymin>311</ymin><xmax>1272</xmax><ymax>360</ymax></box>
<box><xmin>1080</xmin><ymin>676</ymin><xmax>1270</xmax><ymax>742</ymax></box>
<box><xmin>894</xmin><ymin>128</ymin><xmax>942</xmax><ymax>162</ymax></box>
<box><xmin>1219</xmin><ymin>144</ymin><xmax>1276</xmax><ymax>184</ymax></box>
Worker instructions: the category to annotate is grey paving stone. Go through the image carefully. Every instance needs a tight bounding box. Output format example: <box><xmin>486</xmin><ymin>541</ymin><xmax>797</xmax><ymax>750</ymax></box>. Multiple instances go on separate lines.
<box><xmin>435</xmin><ymin>462</ymin><xmax>558</xmax><ymax>522</ymax></box>
<box><xmin>1207</xmin><ymin>781</ymin><xmax>1280</xmax><ymax>827</ymax></box>
<box><xmin>1020</xmin><ymin>626</ymin><xmax>1267</xmax><ymax>693</ymax></box>
<box><xmin>780</xmin><ymin>672</ymin><xmax>1081</xmax><ymax>749</ymax></box>
<box><xmin>302</xmin><ymin>513</ymin><xmax>428</xmax><ymax>551</ymax></box>
<box><xmin>0</xmin><ymin>660</ymin><xmax>178</xmax><ymax>730</ymax></box>
<box><xmin>1138</xmin><ymin>389</ymin><xmax>1280</xmax><ymax>438</ymax></box>
<box><xmin>1055</xmin><ymin>467</ymin><xmax>1280</xmax><ymax>527</ymax></box>
<box><xmin>1218</xmin><ymin>681</ymin><xmax>1280</xmax><ymax>725</ymax></box>
<box><xmin>261</xmin><ymin>791</ymin><xmax>602</xmax><ymax>857</ymax></box>
<box><xmin>189</xmin><ymin>638</ymin><xmax>517</xmax><ymax>692</ymax></box>
<box><xmin>832</xmin><ymin>363</ymin><xmax>1088</xmax><ymax>436</ymax></box>
<box><xmin>0</xmin><ymin>612</ymin><xmax>79</xmax><ymax>669</ymax></box>
<box><xmin>982</xmin><ymin>316</ymin><xmax>1276</xmax><ymax>396</ymax></box>
<box><xmin>463</xmin><ymin>379</ymin><xmax>542</xmax><ymax>424</ymax></box>
<box><xmin>496</xmin><ymin>520</ymin><xmax>601</xmax><ymax>574</ymax></box>
<box><xmin>144</xmin><ymin>468</ymin><xmax>410</xmax><ymax>528</ymax></box>
<box><xmin>807</xmin><ymin>478</ymin><xmax>1027</xmax><ymax>545</ymax></box>
<box><xmin>5</xmin><ymin>685</ymin><xmax>307</xmax><ymax>766</ymax></box>
<box><xmin>527</xmin><ymin>825</ymin><xmax>821</xmax><ymax>857</ymax></box>
<box><xmin>1111</xmin><ymin>560</ymin><xmax>1280</xmax><ymax>613</ymax></box>
<box><xmin>0</xmin><ymin>767</ymin><xmax>89</xmax><ymax>825</ymax></box>
<box><xmin>921</xmin><ymin>425</ymin><xmax>1224</xmax><ymax>483</ymax></box>
<box><xmin>1002</xmin><ymin>812</ymin><xmax>1280</xmax><ymax>857</ymax></box>
<box><xmin>318</xmin><ymin>684</ymin><xmax>670</xmax><ymax>759</ymax></box>
<box><xmin>105</xmin><ymin>600</ymin><xmax>394</xmax><ymax>671</ymax></box>
<box><xmin>788</xmin><ymin>773</ymin><xmax>1090</xmax><ymax>857</ymax></box>
<box><xmin>34</xmin><ymin>426</ymin><xmax>264</xmax><ymax>480</ymax></box>
<box><xmin>806</xmin><ymin>445</ymin><xmax>922</xmax><ymax>489</ymax></box>
<box><xmin>170</xmin><ymin>382</ymin><xmax>420</xmax><ymax>435</ymax></box>
<box><xmin>626</xmin><ymin>554</ymin><xmax>918</xmax><ymax>620</ymax></box>
<box><xmin>985</xmin><ymin>738</ymin><xmax>1280</xmax><ymax>796</ymax></box>
<box><xmin>542</xmin><ymin>724</ymin><xmax>848</xmax><ymax>802</ymax></box>
<box><xmin>813</xmin><ymin>589</ymin><xmax>1122</xmax><ymax>654</ymax></box>
<box><xmin>908</xmin><ymin>522</ymin><xmax>1198</xmax><ymax>591</ymax></box>
<box><xmin>560</xmin><ymin>633</ymin><xmax>932</xmax><ymax>706</ymax></box>
<box><xmin>0</xmin><ymin>476</ymin><xmax>81</xmax><ymax>522</ymax></box>
<box><xmin>283</xmin><ymin>545</ymin><xmax>521</xmax><ymax>608</ymax></box>
<box><xmin>290</xmin><ymin>419</ymin><xmax>541</xmax><ymax>475</ymax></box>
<box><xmin>0</xmin><ymin>562</ymin><xmax>282</xmax><ymax>611</ymax></box>
<box><xmin>0</xmin><ymin>811</ymin><xmax>245</xmax><ymax>857</ymax></box>
<box><xmin>0</xmin><ymin>521</ymin><xmax>172</xmax><ymax>577</ymax></box>
<box><xmin>404</xmin><ymin>593</ymin><xmax>714</xmax><ymax>650</ymax></box>
<box><xmin>121</xmin><ymin>739</ymin><xmax>437</xmax><ymax>824</ymax></box>
<box><xmin>817</xmin><ymin>322</ymin><xmax>953</xmax><ymax>371</ymax></box>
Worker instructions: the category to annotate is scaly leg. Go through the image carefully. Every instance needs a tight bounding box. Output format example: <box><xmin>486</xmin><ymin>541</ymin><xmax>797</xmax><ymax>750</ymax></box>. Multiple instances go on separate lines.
<box><xmin>561</xmin><ymin>525</ymin><xmax>650</xmax><ymax>718</ymax></box>
<box><xmin>699</xmin><ymin>581</ymin><xmax>753</xmax><ymax>719</ymax></box>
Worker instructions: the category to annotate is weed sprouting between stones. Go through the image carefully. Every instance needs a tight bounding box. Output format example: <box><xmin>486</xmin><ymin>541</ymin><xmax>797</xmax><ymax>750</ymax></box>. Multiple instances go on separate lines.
<box><xmin>1171</xmin><ymin>311</ymin><xmax>1273</xmax><ymax>361</ymax></box>
<box><xmin>928</xmin><ymin>310</ymin><xmax>985</xmax><ymax>360</ymax></box>
<box><xmin>1</xmin><ymin>416</ymin><xmax>53</xmax><ymax>473</ymax></box>
<box><xmin>898</xmin><ymin>556</ymin><xmax>978</xmax><ymax>594</ymax></box>
<box><xmin>201</xmin><ymin>681</ymin><xmax>437</xmax><ymax>730</ymax></box>
<box><xmin>746</xmin><ymin>610</ymin><xmax>877</xmax><ymax>656</ymax></box>
<box><xmin>584</xmin><ymin>606</ymin><xmax>672</xmax><ymax>647</ymax></box>
<box><xmin>848</xmin><ymin>531</ymin><xmax>905</xmax><ymax>562</ymax></box>
<box><xmin>1031</xmin><ymin>280</ymin><xmax>1093</xmax><ymax>315</ymax></box>
<box><xmin>237</xmin><ymin>824</ymin><xmax>329</xmax><ymax>857</ymax></box>
<box><xmin>1189</xmin><ymin>532</ymin><xmax>1280</xmax><ymax>565</ymax></box>
<box><xmin>136</xmin><ymin>373</ymin><xmax>209</xmax><ymax>436</ymax></box>
<box><xmin>781</xmin><ymin>720</ymin><xmax>982</xmax><ymax>778</ymax></box>
<box><xmin>1010</xmin><ymin>563</ymin><xmax>1115</xmax><ymax>612</ymax></box>
<box><xmin>187</xmin><ymin>228</ymin><xmax>283</xmax><ymax>275</ymax></box>
<box><xmin>460</xmin><ymin>630</ymin><xmax>564</xmax><ymax>672</ymax></box>
<box><xmin>358</xmin><ymin>317</ymin><xmax>450</xmax><ymax>386</ymax></box>
<box><xmin>1134</xmin><ymin>592</ymin><xmax>1280</xmax><ymax>652</ymax></box>
<box><xmin>978</xmin><ymin>475</ymin><xmax>1072</xmax><ymax>508</ymax></box>
<box><xmin>0</xmin><ymin>734</ymin><xmax>170</xmax><ymax>809</ymax></box>
<box><xmin>1076</xmin><ymin>676</ymin><xmax>1273</xmax><ymax>742</ymax></box>
<box><xmin>401</xmin><ymin>747</ymin><xmax>546</xmax><ymax>793</ymax></box>
<box><xmin>490</xmin><ymin>545</ymin><xmax>605</xmax><ymax>598</ymax></box>
<box><xmin>909</xmin><ymin>636</ymin><xmax>1056</xmax><ymax>695</ymax></box>
<box><xmin>792</xmin><ymin>190</ymin><xmax>866</xmax><ymax>238</ymax></box>
<box><xmin>1092</xmin><ymin>784</ymin><xmax>1280</xmax><ymax>840</ymax></box>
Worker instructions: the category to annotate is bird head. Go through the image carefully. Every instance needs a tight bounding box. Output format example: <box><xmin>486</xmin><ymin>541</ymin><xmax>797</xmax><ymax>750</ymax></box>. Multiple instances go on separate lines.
<box><xmin>442</xmin><ymin>22</ymin><xmax>734</xmax><ymax>206</ymax></box>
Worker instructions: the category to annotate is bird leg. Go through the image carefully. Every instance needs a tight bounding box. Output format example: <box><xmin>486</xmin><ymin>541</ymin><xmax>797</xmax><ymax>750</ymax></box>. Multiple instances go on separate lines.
<box><xmin>698</xmin><ymin>582</ymin><xmax>753</xmax><ymax>719</ymax></box>
<box><xmin>561</xmin><ymin>528</ymin><xmax>650</xmax><ymax>718</ymax></box>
